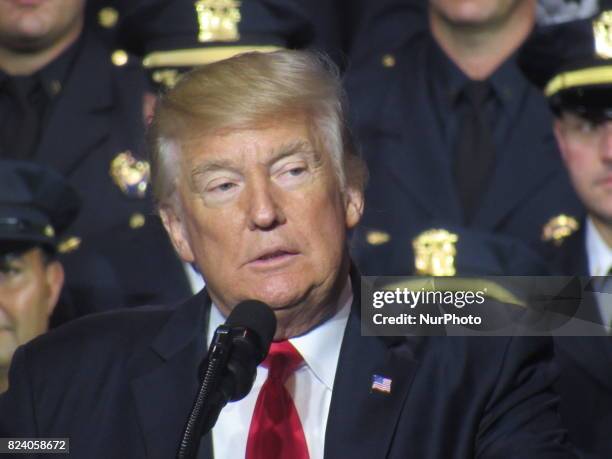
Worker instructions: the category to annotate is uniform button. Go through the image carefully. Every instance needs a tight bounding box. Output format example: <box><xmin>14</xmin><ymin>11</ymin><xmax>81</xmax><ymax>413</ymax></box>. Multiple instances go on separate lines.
<box><xmin>98</xmin><ymin>6</ymin><xmax>119</xmax><ymax>29</ymax></box>
<box><xmin>382</xmin><ymin>54</ymin><xmax>396</xmax><ymax>68</ymax></box>
<box><xmin>111</xmin><ymin>49</ymin><xmax>129</xmax><ymax>67</ymax></box>
<box><xmin>129</xmin><ymin>213</ymin><xmax>146</xmax><ymax>229</ymax></box>
<box><xmin>50</xmin><ymin>80</ymin><xmax>62</xmax><ymax>96</ymax></box>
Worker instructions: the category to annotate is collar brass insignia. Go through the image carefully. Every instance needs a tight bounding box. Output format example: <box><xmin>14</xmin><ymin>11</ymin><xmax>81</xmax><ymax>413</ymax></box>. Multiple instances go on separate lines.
<box><xmin>110</xmin><ymin>151</ymin><xmax>150</xmax><ymax>198</ymax></box>
<box><xmin>58</xmin><ymin>236</ymin><xmax>82</xmax><ymax>254</ymax></box>
<box><xmin>195</xmin><ymin>0</ymin><xmax>241</xmax><ymax>43</ymax></box>
<box><xmin>413</xmin><ymin>229</ymin><xmax>458</xmax><ymax>276</ymax></box>
<box><xmin>366</xmin><ymin>230</ymin><xmax>391</xmax><ymax>246</ymax></box>
<box><xmin>541</xmin><ymin>214</ymin><xmax>579</xmax><ymax>246</ymax></box>
<box><xmin>594</xmin><ymin>11</ymin><xmax>612</xmax><ymax>59</ymax></box>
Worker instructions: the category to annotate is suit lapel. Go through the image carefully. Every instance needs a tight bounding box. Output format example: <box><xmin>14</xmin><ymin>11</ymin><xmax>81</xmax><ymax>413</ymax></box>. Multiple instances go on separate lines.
<box><xmin>376</xmin><ymin>43</ymin><xmax>462</xmax><ymax>223</ymax></box>
<box><xmin>325</xmin><ymin>277</ymin><xmax>424</xmax><ymax>459</ymax></box>
<box><xmin>129</xmin><ymin>291</ymin><xmax>213</xmax><ymax>459</ymax></box>
<box><xmin>473</xmin><ymin>87</ymin><xmax>562</xmax><ymax>228</ymax></box>
<box><xmin>36</xmin><ymin>32</ymin><xmax>114</xmax><ymax>175</ymax></box>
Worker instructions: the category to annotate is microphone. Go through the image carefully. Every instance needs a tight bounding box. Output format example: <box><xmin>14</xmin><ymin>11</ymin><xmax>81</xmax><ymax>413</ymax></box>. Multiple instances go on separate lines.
<box><xmin>177</xmin><ymin>300</ymin><xmax>276</xmax><ymax>459</ymax></box>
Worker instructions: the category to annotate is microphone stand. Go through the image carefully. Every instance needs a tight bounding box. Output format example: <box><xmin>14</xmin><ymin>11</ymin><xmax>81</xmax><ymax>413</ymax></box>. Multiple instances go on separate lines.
<box><xmin>176</xmin><ymin>326</ymin><xmax>233</xmax><ymax>459</ymax></box>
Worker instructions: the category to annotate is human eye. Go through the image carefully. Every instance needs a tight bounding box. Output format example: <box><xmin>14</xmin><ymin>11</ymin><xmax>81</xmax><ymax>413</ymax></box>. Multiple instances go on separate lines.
<box><xmin>274</xmin><ymin>159</ymin><xmax>310</xmax><ymax>186</ymax></box>
<box><xmin>0</xmin><ymin>262</ymin><xmax>22</xmax><ymax>284</ymax></box>
<box><xmin>210</xmin><ymin>181</ymin><xmax>238</xmax><ymax>193</ymax></box>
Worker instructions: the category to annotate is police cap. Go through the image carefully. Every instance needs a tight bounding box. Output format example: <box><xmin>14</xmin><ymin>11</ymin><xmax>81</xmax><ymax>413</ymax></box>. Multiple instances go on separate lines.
<box><xmin>0</xmin><ymin>161</ymin><xmax>80</xmax><ymax>252</ymax></box>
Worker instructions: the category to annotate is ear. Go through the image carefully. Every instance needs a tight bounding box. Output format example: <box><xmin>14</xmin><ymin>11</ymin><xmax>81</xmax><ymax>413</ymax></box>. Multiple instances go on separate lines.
<box><xmin>553</xmin><ymin>119</ymin><xmax>570</xmax><ymax>164</ymax></box>
<box><xmin>44</xmin><ymin>261</ymin><xmax>64</xmax><ymax>316</ymax></box>
<box><xmin>344</xmin><ymin>186</ymin><xmax>364</xmax><ymax>229</ymax></box>
<box><xmin>159</xmin><ymin>205</ymin><xmax>196</xmax><ymax>263</ymax></box>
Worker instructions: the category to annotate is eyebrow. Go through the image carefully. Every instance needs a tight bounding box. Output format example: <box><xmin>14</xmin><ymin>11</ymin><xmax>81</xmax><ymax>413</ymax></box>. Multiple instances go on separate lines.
<box><xmin>189</xmin><ymin>139</ymin><xmax>320</xmax><ymax>178</ymax></box>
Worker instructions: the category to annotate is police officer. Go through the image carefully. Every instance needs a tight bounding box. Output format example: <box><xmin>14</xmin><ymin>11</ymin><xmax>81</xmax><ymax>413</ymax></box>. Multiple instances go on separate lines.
<box><xmin>0</xmin><ymin>0</ymin><xmax>195</xmax><ymax>310</ymax></box>
<box><xmin>0</xmin><ymin>160</ymin><xmax>79</xmax><ymax>392</ymax></box>
<box><xmin>345</xmin><ymin>0</ymin><xmax>585</xmax><ymax>277</ymax></box>
<box><xmin>532</xmin><ymin>10</ymin><xmax>612</xmax><ymax>457</ymax></box>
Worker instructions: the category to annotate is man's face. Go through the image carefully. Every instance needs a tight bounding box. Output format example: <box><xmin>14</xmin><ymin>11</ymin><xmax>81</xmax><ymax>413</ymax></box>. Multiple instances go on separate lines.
<box><xmin>0</xmin><ymin>247</ymin><xmax>63</xmax><ymax>370</ymax></box>
<box><xmin>429</xmin><ymin>0</ymin><xmax>527</xmax><ymax>26</ymax></box>
<box><xmin>0</xmin><ymin>0</ymin><xmax>85</xmax><ymax>52</ymax></box>
<box><xmin>161</xmin><ymin>117</ymin><xmax>363</xmax><ymax>335</ymax></box>
<box><xmin>554</xmin><ymin>113</ymin><xmax>612</xmax><ymax>223</ymax></box>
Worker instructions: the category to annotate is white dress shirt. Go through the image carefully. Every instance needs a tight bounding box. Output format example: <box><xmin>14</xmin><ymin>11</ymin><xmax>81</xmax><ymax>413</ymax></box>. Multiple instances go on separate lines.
<box><xmin>183</xmin><ymin>262</ymin><xmax>206</xmax><ymax>294</ymax></box>
<box><xmin>585</xmin><ymin>218</ymin><xmax>612</xmax><ymax>329</ymax></box>
<box><xmin>207</xmin><ymin>279</ymin><xmax>352</xmax><ymax>459</ymax></box>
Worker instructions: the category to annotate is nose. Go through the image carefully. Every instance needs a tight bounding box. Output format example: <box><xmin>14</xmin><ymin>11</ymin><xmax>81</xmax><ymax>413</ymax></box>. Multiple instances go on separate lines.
<box><xmin>600</xmin><ymin>122</ymin><xmax>612</xmax><ymax>162</ymax></box>
<box><xmin>244</xmin><ymin>175</ymin><xmax>286</xmax><ymax>231</ymax></box>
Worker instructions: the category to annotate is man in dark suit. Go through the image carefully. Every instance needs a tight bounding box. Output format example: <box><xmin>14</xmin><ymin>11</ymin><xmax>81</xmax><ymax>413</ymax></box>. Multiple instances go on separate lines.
<box><xmin>0</xmin><ymin>50</ymin><xmax>575</xmax><ymax>458</ymax></box>
<box><xmin>345</xmin><ymin>0</ymin><xmax>583</xmax><ymax>277</ymax></box>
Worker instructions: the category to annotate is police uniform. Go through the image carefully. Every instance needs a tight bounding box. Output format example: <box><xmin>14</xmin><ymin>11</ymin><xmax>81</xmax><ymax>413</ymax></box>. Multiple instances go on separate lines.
<box><xmin>538</xmin><ymin>11</ymin><xmax>612</xmax><ymax>459</ymax></box>
<box><xmin>345</xmin><ymin>14</ymin><xmax>583</xmax><ymax>277</ymax></box>
<box><xmin>99</xmin><ymin>0</ymin><xmax>359</xmax><ymax>89</ymax></box>
<box><xmin>0</xmin><ymin>26</ymin><xmax>192</xmax><ymax>311</ymax></box>
<box><xmin>0</xmin><ymin>160</ymin><xmax>81</xmax><ymax>326</ymax></box>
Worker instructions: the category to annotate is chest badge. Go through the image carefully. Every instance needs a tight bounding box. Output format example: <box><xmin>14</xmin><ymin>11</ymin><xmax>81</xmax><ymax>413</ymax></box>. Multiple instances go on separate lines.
<box><xmin>110</xmin><ymin>151</ymin><xmax>150</xmax><ymax>198</ymax></box>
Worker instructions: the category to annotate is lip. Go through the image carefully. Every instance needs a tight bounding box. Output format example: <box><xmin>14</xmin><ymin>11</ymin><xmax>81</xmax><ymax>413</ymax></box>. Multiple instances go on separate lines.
<box><xmin>595</xmin><ymin>175</ymin><xmax>612</xmax><ymax>187</ymax></box>
<box><xmin>247</xmin><ymin>248</ymin><xmax>300</xmax><ymax>269</ymax></box>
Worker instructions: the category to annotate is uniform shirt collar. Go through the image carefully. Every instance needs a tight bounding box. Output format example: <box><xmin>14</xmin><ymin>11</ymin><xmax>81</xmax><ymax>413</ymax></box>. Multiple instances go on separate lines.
<box><xmin>585</xmin><ymin>217</ymin><xmax>612</xmax><ymax>276</ymax></box>
<box><xmin>207</xmin><ymin>277</ymin><xmax>353</xmax><ymax>392</ymax></box>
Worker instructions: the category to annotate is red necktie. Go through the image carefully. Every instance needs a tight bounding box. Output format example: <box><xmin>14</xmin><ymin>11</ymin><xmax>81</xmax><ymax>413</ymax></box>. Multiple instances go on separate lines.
<box><xmin>246</xmin><ymin>340</ymin><xmax>309</xmax><ymax>459</ymax></box>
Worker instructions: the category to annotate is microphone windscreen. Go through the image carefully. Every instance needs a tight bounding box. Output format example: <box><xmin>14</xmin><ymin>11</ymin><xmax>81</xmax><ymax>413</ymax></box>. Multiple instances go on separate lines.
<box><xmin>226</xmin><ymin>300</ymin><xmax>276</xmax><ymax>355</ymax></box>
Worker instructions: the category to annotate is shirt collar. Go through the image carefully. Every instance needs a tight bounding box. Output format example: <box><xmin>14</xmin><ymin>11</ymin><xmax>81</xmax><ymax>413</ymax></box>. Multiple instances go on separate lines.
<box><xmin>585</xmin><ymin>216</ymin><xmax>612</xmax><ymax>276</ymax></box>
<box><xmin>429</xmin><ymin>32</ymin><xmax>528</xmax><ymax>119</ymax></box>
<box><xmin>207</xmin><ymin>277</ymin><xmax>353</xmax><ymax>392</ymax></box>
<box><xmin>0</xmin><ymin>35</ymin><xmax>80</xmax><ymax>98</ymax></box>
<box><xmin>38</xmin><ymin>36</ymin><xmax>81</xmax><ymax>98</ymax></box>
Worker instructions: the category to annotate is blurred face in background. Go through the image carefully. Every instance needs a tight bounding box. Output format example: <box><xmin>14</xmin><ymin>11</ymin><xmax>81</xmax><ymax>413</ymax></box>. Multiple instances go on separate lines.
<box><xmin>0</xmin><ymin>246</ymin><xmax>63</xmax><ymax>374</ymax></box>
<box><xmin>555</xmin><ymin>113</ymin><xmax>612</xmax><ymax>226</ymax></box>
<box><xmin>0</xmin><ymin>0</ymin><xmax>85</xmax><ymax>52</ymax></box>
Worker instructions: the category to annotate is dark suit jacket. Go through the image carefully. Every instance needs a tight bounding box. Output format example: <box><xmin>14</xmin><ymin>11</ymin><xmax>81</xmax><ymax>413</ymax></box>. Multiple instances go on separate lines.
<box><xmin>0</xmin><ymin>271</ymin><xmax>576</xmax><ymax>458</ymax></box>
<box><xmin>549</xmin><ymin>226</ymin><xmax>612</xmax><ymax>459</ymax></box>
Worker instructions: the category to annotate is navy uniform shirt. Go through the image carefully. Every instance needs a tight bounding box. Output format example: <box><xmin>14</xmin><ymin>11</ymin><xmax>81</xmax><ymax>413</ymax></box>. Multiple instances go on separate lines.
<box><xmin>346</xmin><ymin>28</ymin><xmax>583</xmax><ymax>276</ymax></box>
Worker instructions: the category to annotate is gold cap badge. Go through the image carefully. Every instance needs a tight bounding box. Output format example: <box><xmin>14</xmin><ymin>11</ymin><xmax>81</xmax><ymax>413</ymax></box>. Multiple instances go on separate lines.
<box><xmin>195</xmin><ymin>0</ymin><xmax>241</xmax><ymax>43</ymax></box>
<box><xmin>110</xmin><ymin>151</ymin><xmax>150</xmax><ymax>198</ymax></box>
<box><xmin>413</xmin><ymin>229</ymin><xmax>458</xmax><ymax>276</ymax></box>
<box><xmin>542</xmin><ymin>214</ymin><xmax>579</xmax><ymax>246</ymax></box>
<box><xmin>594</xmin><ymin>11</ymin><xmax>612</xmax><ymax>59</ymax></box>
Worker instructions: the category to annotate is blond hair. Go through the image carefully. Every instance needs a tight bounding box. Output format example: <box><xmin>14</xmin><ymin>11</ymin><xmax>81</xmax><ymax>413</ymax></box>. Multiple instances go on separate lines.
<box><xmin>147</xmin><ymin>50</ymin><xmax>366</xmax><ymax>208</ymax></box>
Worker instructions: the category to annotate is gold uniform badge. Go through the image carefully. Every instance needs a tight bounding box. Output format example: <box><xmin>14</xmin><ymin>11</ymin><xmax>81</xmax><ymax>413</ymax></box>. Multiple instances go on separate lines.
<box><xmin>110</xmin><ymin>151</ymin><xmax>150</xmax><ymax>198</ymax></box>
<box><xmin>195</xmin><ymin>0</ymin><xmax>241</xmax><ymax>43</ymax></box>
<box><xmin>413</xmin><ymin>229</ymin><xmax>459</xmax><ymax>276</ymax></box>
<box><xmin>594</xmin><ymin>11</ymin><xmax>612</xmax><ymax>59</ymax></box>
<box><xmin>541</xmin><ymin>214</ymin><xmax>579</xmax><ymax>246</ymax></box>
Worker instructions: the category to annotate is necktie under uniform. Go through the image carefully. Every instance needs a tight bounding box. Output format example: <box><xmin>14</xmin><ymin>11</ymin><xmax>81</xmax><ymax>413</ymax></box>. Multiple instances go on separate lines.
<box><xmin>246</xmin><ymin>340</ymin><xmax>309</xmax><ymax>459</ymax></box>
<box><xmin>454</xmin><ymin>80</ymin><xmax>496</xmax><ymax>224</ymax></box>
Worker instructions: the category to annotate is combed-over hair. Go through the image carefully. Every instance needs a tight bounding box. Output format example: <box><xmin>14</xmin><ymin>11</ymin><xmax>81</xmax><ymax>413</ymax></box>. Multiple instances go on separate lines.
<box><xmin>147</xmin><ymin>49</ymin><xmax>366</xmax><ymax>208</ymax></box>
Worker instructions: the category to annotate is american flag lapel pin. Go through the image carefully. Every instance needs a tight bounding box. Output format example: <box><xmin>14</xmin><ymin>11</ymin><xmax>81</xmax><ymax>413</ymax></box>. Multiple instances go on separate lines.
<box><xmin>371</xmin><ymin>374</ymin><xmax>392</xmax><ymax>394</ymax></box>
